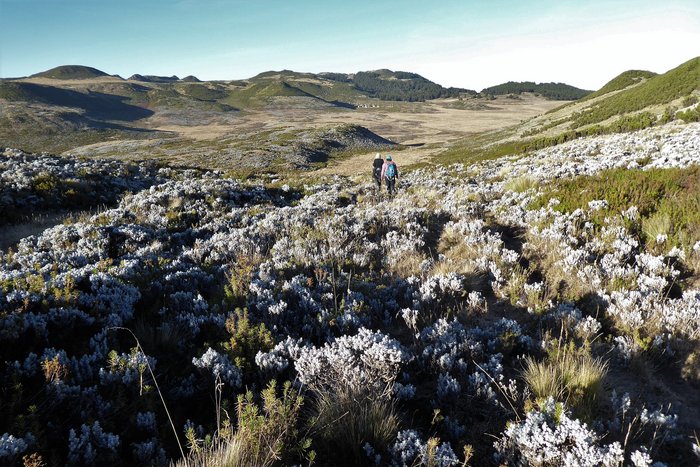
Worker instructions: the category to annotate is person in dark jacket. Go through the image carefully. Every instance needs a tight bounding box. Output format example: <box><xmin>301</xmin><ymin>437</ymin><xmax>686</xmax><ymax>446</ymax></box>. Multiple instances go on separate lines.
<box><xmin>372</xmin><ymin>153</ymin><xmax>383</xmax><ymax>191</ymax></box>
<box><xmin>381</xmin><ymin>155</ymin><xmax>399</xmax><ymax>196</ymax></box>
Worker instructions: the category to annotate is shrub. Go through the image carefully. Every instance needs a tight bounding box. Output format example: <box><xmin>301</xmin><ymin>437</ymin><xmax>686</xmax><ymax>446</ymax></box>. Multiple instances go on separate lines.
<box><xmin>677</xmin><ymin>106</ymin><xmax>700</xmax><ymax>123</ymax></box>
<box><xmin>176</xmin><ymin>380</ymin><xmax>313</xmax><ymax>467</ymax></box>
<box><xmin>224</xmin><ymin>308</ymin><xmax>275</xmax><ymax>376</ymax></box>
<box><xmin>495</xmin><ymin>398</ymin><xmax>624</xmax><ymax>466</ymax></box>
<box><xmin>531</xmin><ymin>166</ymin><xmax>700</xmax><ymax>249</ymax></box>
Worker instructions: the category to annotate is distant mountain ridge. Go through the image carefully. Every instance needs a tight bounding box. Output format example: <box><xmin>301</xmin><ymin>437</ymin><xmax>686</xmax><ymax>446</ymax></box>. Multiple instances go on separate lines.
<box><xmin>128</xmin><ymin>74</ymin><xmax>180</xmax><ymax>83</ymax></box>
<box><xmin>481</xmin><ymin>81</ymin><xmax>592</xmax><ymax>100</ymax></box>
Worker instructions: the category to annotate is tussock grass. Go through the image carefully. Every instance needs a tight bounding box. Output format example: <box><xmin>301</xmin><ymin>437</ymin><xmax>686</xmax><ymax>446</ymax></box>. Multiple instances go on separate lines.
<box><xmin>388</xmin><ymin>250</ymin><xmax>427</xmax><ymax>277</ymax></box>
<box><xmin>523</xmin><ymin>343</ymin><xmax>608</xmax><ymax>421</ymax></box>
<box><xmin>310</xmin><ymin>386</ymin><xmax>400</xmax><ymax>466</ymax></box>
<box><xmin>642</xmin><ymin>212</ymin><xmax>672</xmax><ymax>244</ymax></box>
<box><xmin>504</xmin><ymin>176</ymin><xmax>537</xmax><ymax>193</ymax></box>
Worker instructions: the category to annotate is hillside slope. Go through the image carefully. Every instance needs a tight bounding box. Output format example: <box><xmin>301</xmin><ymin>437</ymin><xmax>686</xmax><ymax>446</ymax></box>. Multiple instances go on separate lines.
<box><xmin>436</xmin><ymin>56</ymin><xmax>700</xmax><ymax>165</ymax></box>
<box><xmin>579</xmin><ymin>69</ymin><xmax>658</xmax><ymax>101</ymax></box>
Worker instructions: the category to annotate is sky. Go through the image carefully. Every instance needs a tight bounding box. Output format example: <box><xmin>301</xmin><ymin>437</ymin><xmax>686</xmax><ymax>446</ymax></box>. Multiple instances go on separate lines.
<box><xmin>1</xmin><ymin>0</ymin><xmax>699</xmax><ymax>91</ymax></box>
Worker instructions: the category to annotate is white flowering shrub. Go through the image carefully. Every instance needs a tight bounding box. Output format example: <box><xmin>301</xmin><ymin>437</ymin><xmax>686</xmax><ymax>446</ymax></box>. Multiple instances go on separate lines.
<box><xmin>192</xmin><ymin>347</ymin><xmax>243</xmax><ymax>388</ymax></box>
<box><xmin>295</xmin><ymin>328</ymin><xmax>408</xmax><ymax>390</ymax></box>
<box><xmin>389</xmin><ymin>429</ymin><xmax>459</xmax><ymax>467</ymax></box>
<box><xmin>0</xmin><ymin>432</ymin><xmax>32</xmax><ymax>460</ymax></box>
<box><xmin>495</xmin><ymin>399</ymin><xmax>625</xmax><ymax>466</ymax></box>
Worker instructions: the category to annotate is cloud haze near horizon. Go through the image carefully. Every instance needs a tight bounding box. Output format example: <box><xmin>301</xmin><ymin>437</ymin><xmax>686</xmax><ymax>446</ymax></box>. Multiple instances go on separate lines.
<box><xmin>1</xmin><ymin>0</ymin><xmax>698</xmax><ymax>90</ymax></box>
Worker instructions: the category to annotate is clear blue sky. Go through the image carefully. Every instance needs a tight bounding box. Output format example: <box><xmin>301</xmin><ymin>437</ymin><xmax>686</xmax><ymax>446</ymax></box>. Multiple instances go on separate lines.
<box><xmin>1</xmin><ymin>0</ymin><xmax>699</xmax><ymax>90</ymax></box>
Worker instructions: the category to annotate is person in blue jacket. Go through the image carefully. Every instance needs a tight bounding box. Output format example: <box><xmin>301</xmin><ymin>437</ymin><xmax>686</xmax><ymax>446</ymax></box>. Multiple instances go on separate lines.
<box><xmin>381</xmin><ymin>155</ymin><xmax>399</xmax><ymax>195</ymax></box>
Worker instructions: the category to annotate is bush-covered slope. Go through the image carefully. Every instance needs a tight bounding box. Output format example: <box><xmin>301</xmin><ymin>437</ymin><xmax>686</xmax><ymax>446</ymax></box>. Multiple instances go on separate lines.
<box><xmin>571</xmin><ymin>57</ymin><xmax>700</xmax><ymax>127</ymax></box>
<box><xmin>2</xmin><ymin>124</ymin><xmax>700</xmax><ymax>466</ymax></box>
<box><xmin>579</xmin><ymin>70</ymin><xmax>658</xmax><ymax>102</ymax></box>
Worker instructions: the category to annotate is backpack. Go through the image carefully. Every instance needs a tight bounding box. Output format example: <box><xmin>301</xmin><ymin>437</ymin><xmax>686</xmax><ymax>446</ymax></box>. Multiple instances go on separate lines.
<box><xmin>385</xmin><ymin>163</ymin><xmax>396</xmax><ymax>179</ymax></box>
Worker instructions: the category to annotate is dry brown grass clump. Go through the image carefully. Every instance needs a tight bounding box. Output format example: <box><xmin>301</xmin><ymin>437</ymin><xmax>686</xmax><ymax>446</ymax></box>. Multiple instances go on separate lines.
<box><xmin>523</xmin><ymin>342</ymin><xmax>608</xmax><ymax>421</ymax></box>
<box><xmin>310</xmin><ymin>385</ymin><xmax>400</xmax><ymax>466</ymax></box>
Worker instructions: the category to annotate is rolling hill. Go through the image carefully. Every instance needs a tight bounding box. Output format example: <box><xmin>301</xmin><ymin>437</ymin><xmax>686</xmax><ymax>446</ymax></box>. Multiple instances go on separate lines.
<box><xmin>0</xmin><ymin>66</ymin><xmax>476</xmax><ymax>155</ymax></box>
<box><xmin>5</xmin><ymin>58</ymin><xmax>698</xmax><ymax>170</ymax></box>
<box><xmin>481</xmin><ymin>81</ymin><xmax>592</xmax><ymax>100</ymax></box>
<box><xmin>30</xmin><ymin>65</ymin><xmax>111</xmax><ymax>80</ymax></box>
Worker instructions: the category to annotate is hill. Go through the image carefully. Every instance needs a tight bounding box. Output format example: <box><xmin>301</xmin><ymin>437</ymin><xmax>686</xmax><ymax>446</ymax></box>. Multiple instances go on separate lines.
<box><xmin>438</xmin><ymin>56</ymin><xmax>700</xmax><ymax>165</ymax></box>
<box><xmin>30</xmin><ymin>65</ymin><xmax>110</xmax><ymax>80</ymax></box>
<box><xmin>481</xmin><ymin>81</ymin><xmax>591</xmax><ymax>100</ymax></box>
<box><xmin>128</xmin><ymin>74</ymin><xmax>180</xmax><ymax>83</ymax></box>
<box><xmin>569</xmin><ymin>57</ymin><xmax>699</xmax><ymax>128</ymax></box>
<box><xmin>322</xmin><ymin>69</ymin><xmax>474</xmax><ymax>101</ymax></box>
<box><xmin>1</xmin><ymin>63</ymin><xmax>561</xmax><ymax>160</ymax></box>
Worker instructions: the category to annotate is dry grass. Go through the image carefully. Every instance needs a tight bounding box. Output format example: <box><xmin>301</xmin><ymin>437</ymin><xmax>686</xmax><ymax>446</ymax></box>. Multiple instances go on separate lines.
<box><xmin>310</xmin><ymin>386</ymin><xmax>400</xmax><ymax>466</ymax></box>
<box><xmin>523</xmin><ymin>235</ymin><xmax>596</xmax><ymax>302</ymax></box>
<box><xmin>388</xmin><ymin>250</ymin><xmax>427</xmax><ymax>277</ymax></box>
<box><xmin>504</xmin><ymin>176</ymin><xmax>537</xmax><ymax>193</ymax></box>
<box><xmin>523</xmin><ymin>344</ymin><xmax>608</xmax><ymax>420</ymax></box>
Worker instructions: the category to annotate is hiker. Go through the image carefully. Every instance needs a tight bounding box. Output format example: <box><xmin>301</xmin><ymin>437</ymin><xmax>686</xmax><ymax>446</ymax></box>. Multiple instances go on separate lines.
<box><xmin>372</xmin><ymin>153</ymin><xmax>383</xmax><ymax>191</ymax></box>
<box><xmin>381</xmin><ymin>155</ymin><xmax>399</xmax><ymax>196</ymax></box>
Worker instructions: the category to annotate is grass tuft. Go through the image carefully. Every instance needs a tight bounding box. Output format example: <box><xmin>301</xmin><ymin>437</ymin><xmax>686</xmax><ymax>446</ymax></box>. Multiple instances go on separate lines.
<box><xmin>523</xmin><ymin>343</ymin><xmax>608</xmax><ymax>421</ymax></box>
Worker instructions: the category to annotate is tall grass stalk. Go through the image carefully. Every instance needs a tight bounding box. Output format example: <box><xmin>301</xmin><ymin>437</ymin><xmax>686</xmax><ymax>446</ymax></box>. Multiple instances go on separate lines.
<box><xmin>109</xmin><ymin>327</ymin><xmax>187</xmax><ymax>464</ymax></box>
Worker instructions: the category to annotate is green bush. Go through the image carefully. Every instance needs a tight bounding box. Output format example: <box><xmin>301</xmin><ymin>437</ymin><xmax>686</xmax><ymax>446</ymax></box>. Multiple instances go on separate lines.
<box><xmin>677</xmin><ymin>106</ymin><xmax>700</xmax><ymax>123</ymax></box>
<box><xmin>223</xmin><ymin>308</ymin><xmax>274</xmax><ymax>376</ymax></box>
<box><xmin>531</xmin><ymin>166</ymin><xmax>700</xmax><ymax>248</ymax></box>
<box><xmin>177</xmin><ymin>380</ymin><xmax>313</xmax><ymax>467</ymax></box>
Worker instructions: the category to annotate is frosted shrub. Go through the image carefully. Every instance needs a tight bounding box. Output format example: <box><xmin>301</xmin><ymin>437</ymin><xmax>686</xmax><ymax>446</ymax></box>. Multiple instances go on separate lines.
<box><xmin>419</xmin><ymin>318</ymin><xmax>478</xmax><ymax>374</ymax></box>
<box><xmin>295</xmin><ymin>328</ymin><xmax>408</xmax><ymax>390</ymax></box>
<box><xmin>0</xmin><ymin>433</ymin><xmax>31</xmax><ymax>459</ymax></box>
<box><xmin>436</xmin><ymin>372</ymin><xmax>461</xmax><ymax>400</ymax></box>
<box><xmin>389</xmin><ymin>429</ymin><xmax>459</xmax><ymax>467</ymax></box>
<box><xmin>606</xmin><ymin>390</ymin><xmax>678</xmax><ymax>459</ymax></box>
<box><xmin>192</xmin><ymin>347</ymin><xmax>243</xmax><ymax>388</ymax></box>
<box><xmin>135</xmin><ymin>411</ymin><xmax>157</xmax><ymax>433</ymax></box>
<box><xmin>495</xmin><ymin>398</ymin><xmax>624</xmax><ymax>466</ymax></box>
<box><xmin>67</xmin><ymin>421</ymin><xmax>120</xmax><ymax>464</ymax></box>
<box><xmin>255</xmin><ymin>336</ymin><xmax>308</xmax><ymax>374</ymax></box>
<box><xmin>101</xmin><ymin>348</ymin><xmax>157</xmax><ymax>387</ymax></box>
